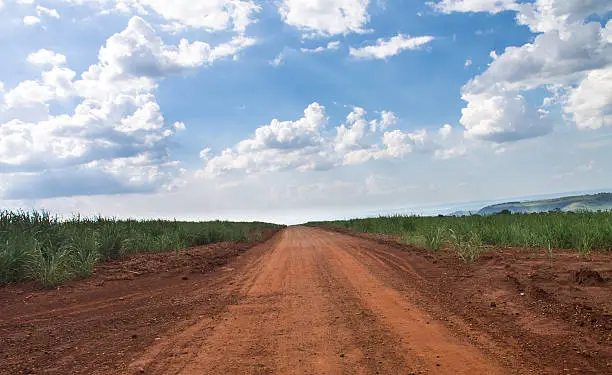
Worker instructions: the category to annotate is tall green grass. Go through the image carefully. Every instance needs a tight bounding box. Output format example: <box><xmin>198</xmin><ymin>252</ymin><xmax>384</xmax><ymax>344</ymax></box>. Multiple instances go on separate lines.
<box><xmin>0</xmin><ymin>210</ymin><xmax>281</xmax><ymax>287</ymax></box>
<box><xmin>307</xmin><ymin>211</ymin><xmax>612</xmax><ymax>261</ymax></box>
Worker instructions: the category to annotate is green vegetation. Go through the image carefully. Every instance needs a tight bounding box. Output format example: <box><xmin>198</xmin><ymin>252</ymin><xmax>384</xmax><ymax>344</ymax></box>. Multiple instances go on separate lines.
<box><xmin>0</xmin><ymin>210</ymin><xmax>281</xmax><ymax>287</ymax></box>
<box><xmin>307</xmin><ymin>211</ymin><xmax>612</xmax><ymax>261</ymax></box>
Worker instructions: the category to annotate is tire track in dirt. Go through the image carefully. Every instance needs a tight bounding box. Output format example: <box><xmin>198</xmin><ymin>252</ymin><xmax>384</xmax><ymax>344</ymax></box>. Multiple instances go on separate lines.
<box><xmin>10</xmin><ymin>226</ymin><xmax>605</xmax><ymax>374</ymax></box>
<box><xmin>0</xmin><ymin>236</ymin><xmax>280</xmax><ymax>375</ymax></box>
<box><xmin>143</xmin><ymin>228</ymin><xmax>365</xmax><ymax>374</ymax></box>
<box><xmin>135</xmin><ymin>227</ymin><xmax>508</xmax><ymax>375</ymax></box>
<box><xmin>312</xmin><ymin>228</ymin><xmax>506</xmax><ymax>375</ymax></box>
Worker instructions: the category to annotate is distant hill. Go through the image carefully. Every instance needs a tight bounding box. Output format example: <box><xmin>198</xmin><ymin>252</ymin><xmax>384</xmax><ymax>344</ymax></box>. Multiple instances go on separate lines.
<box><xmin>448</xmin><ymin>210</ymin><xmax>475</xmax><ymax>216</ymax></box>
<box><xmin>477</xmin><ymin>193</ymin><xmax>612</xmax><ymax>215</ymax></box>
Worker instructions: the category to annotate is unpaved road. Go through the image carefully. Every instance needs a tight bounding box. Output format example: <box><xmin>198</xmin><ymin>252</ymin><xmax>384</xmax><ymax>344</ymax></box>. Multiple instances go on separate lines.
<box><xmin>2</xmin><ymin>227</ymin><xmax>611</xmax><ymax>374</ymax></box>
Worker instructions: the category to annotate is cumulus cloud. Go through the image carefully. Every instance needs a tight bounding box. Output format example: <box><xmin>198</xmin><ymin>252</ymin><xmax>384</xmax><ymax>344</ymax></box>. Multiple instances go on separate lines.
<box><xmin>23</xmin><ymin>15</ymin><xmax>40</xmax><ymax>25</ymax></box>
<box><xmin>278</xmin><ymin>0</ymin><xmax>371</xmax><ymax>36</ymax></box>
<box><xmin>464</xmin><ymin>22</ymin><xmax>611</xmax><ymax>95</ymax></box>
<box><xmin>94</xmin><ymin>16</ymin><xmax>255</xmax><ymax>80</ymax></box>
<box><xmin>460</xmin><ymin>90</ymin><xmax>552</xmax><ymax>142</ymax></box>
<box><xmin>445</xmin><ymin>0</ymin><xmax>612</xmax><ymax>141</ymax></box>
<box><xmin>439</xmin><ymin>124</ymin><xmax>452</xmax><ymax>138</ymax></box>
<box><xmin>199</xmin><ymin>103</ymin><xmax>451</xmax><ymax>177</ymax></box>
<box><xmin>368</xmin><ymin>110</ymin><xmax>397</xmax><ymax>132</ymax></box>
<box><xmin>379</xmin><ymin>111</ymin><xmax>398</xmax><ymax>129</ymax></box>
<box><xmin>516</xmin><ymin>0</ymin><xmax>611</xmax><ymax>34</ymax></box>
<box><xmin>173</xmin><ymin>121</ymin><xmax>186</xmax><ymax>131</ymax></box>
<box><xmin>140</xmin><ymin>0</ymin><xmax>259</xmax><ymax>32</ymax></box>
<box><xmin>0</xmin><ymin>16</ymin><xmax>250</xmax><ymax>199</ymax></box>
<box><xmin>3</xmin><ymin>66</ymin><xmax>76</xmax><ymax>108</ymax></box>
<box><xmin>27</xmin><ymin>49</ymin><xmax>67</xmax><ymax>66</ymax></box>
<box><xmin>36</xmin><ymin>5</ymin><xmax>60</xmax><ymax>19</ymax></box>
<box><xmin>564</xmin><ymin>66</ymin><xmax>612</xmax><ymax>129</ymax></box>
<box><xmin>59</xmin><ymin>0</ymin><xmax>260</xmax><ymax>33</ymax></box>
<box><xmin>350</xmin><ymin>34</ymin><xmax>435</xmax><ymax>59</ymax></box>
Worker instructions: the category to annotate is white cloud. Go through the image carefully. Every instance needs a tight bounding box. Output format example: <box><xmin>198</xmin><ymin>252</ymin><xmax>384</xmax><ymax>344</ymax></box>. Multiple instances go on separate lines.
<box><xmin>202</xmin><ymin>103</ymin><xmax>329</xmax><ymax>175</ymax></box>
<box><xmin>430</xmin><ymin>0</ymin><xmax>518</xmax><ymax>14</ymax></box>
<box><xmin>464</xmin><ymin>58</ymin><xmax>472</xmax><ymax>67</ymax></box>
<box><xmin>301</xmin><ymin>46</ymin><xmax>325</xmax><ymax>53</ymax></box>
<box><xmin>139</xmin><ymin>0</ymin><xmax>260</xmax><ymax>33</ymax></box>
<box><xmin>435</xmin><ymin>144</ymin><xmax>467</xmax><ymax>160</ymax></box>
<box><xmin>86</xmin><ymin>16</ymin><xmax>254</xmax><ymax>82</ymax></box>
<box><xmin>432</xmin><ymin>0</ymin><xmax>611</xmax><ymax>34</ymax></box>
<box><xmin>27</xmin><ymin>49</ymin><xmax>67</xmax><ymax>66</ymax></box>
<box><xmin>460</xmin><ymin>90</ymin><xmax>552</xmax><ymax>142</ymax></box>
<box><xmin>335</xmin><ymin>106</ymin><xmax>371</xmax><ymax>154</ymax></box>
<box><xmin>369</xmin><ymin>110</ymin><xmax>397</xmax><ymax>132</ymax></box>
<box><xmin>278</xmin><ymin>0</ymin><xmax>371</xmax><ymax>36</ymax></box>
<box><xmin>273</xmin><ymin>41</ymin><xmax>341</xmax><ymax>67</ymax></box>
<box><xmin>448</xmin><ymin>0</ymin><xmax>612</xmax><ymax>141</ymax></box>
<box><xmin>4</xmin><ymin>65</ymin><xmax>76</xmax><ymax>109</ymax></box>
<box><xmin>465</xmin><ymin>22</ymin><xmax>611</xmax><ymax>96</ymax></box>
<box><xmin>301</xmin><ymin>41</ymin><xmax>341</xmax><ymax>53</ymax></box>
<box><xmin>200</xmin><ymin>103</ymin><xmax>446</xmax><ymax>177</ymax></box>
<box><xmin>350</xmin><ymin>34</ymin><xmax>435</xmax><ymax>59</ymax></box>
<box><xmin>326</xmin><ymin>41</ymin><xmax>341</xmax><ymax>50</ymax></box>
<box><xmin>0</xmin><ymin>16</ymin><xmax>250</xmax><ymax>199</ymax></box>
<box><xmin>23</xmin><ymin>15</ymin><xmax>40</xmax><ymax>25</ymax></box>
<box><xmin>173</xmin><ymin>121</ymin><xmax>186</xmax><ymax>131</ymax></box>
<box><xmin>439</xmin><ymin>124</ymin><xmax>453</xmax><ymax>138</ymax></box>
<box><xmin>516</xmin><ymin>0</ymin><xmax>611</xmax><ymax>34</ymax></box>
<box><xmin>36</xmin><ymin>5</ymin><xmax>60</xmax><ymax>19</ymax></box>
<box><xmin>380</xmin><ymin>111</ymin><xmax>397</xmax><ymax>129</ymax></box>
<box><xmin>564</xmin><ymin>66</ymin><xmax>612</xmax><ymax>129</ymax></box>
<box><xmin>61</xmin><ymin>0</ymin><xmax>260</xmax><ymax>33</ymax></box>
<box><xmin>432</xmin><ymin>124</ymin><xmax>471</xmax><ymax>160</ymax></box>
<box><xmin>380</xmin><ymin>129</ymin><xmax>427</xmax><ymax>157</ymax></box>
<box><xmin>270</xmin><ymin>52</ymin><xmax>286</xmax><ymax>67</ymax></box>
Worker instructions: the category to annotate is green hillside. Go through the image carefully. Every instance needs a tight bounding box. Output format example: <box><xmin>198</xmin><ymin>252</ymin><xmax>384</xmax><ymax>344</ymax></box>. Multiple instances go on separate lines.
<box><xmin>478</xmin><ymin>193</ymin><xmax>612</xmax><ymax>215</ymax></box>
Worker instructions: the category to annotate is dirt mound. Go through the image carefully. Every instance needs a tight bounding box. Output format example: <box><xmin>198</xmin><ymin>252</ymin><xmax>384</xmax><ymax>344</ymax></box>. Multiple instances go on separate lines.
<box><xmin>574</xmin><ymin>267</ymin><xmax>607</xmax><ymax>286</ymax></box>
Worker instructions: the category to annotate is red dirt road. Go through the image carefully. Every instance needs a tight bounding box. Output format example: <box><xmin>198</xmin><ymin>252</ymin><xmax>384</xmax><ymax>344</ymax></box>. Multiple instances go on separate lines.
<box><xmin>2</xmin><ymin>227</ymin><xmax>611</xmax><ymax>374</ymax></box>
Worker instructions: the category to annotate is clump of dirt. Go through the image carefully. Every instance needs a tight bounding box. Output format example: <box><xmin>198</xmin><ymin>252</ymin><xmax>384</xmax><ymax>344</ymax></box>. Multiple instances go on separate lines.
<box><xmin>574</xmin><ymin>267</ymin><xmax>606</xmax><ymax>286</ymax></box>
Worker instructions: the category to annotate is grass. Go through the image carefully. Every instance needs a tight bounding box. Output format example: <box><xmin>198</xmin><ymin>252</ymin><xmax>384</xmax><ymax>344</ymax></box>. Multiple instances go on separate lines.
<box><xmin>307</xmin><ymin>211</ymin><xmax>612</xmax><ymax>262</ymax></box>
<box><xmin>0</xmin><ymin>210</ymin><xmax>282</xmax><ymax>287</ymax></box>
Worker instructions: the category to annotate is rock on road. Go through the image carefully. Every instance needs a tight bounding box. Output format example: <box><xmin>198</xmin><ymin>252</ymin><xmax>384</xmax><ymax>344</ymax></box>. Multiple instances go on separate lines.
<box><xmin>130</xmin><ymin>227</ymin><xmax>506</xmax><ymax>375</ymax></box>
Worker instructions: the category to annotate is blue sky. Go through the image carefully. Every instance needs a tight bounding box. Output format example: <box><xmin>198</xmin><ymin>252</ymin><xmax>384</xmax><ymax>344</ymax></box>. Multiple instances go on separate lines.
<box><xmin>0</xmin><ymin>0</ymin><xmax>611</xmax><ymax>224</ymax></box>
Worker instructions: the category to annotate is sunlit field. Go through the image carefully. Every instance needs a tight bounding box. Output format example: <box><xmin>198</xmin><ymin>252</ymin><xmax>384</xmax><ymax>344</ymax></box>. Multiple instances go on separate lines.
<box><xmin>308</xmin><ymin>211</ymin><xmax>612</xmax><ymax>261</ymax></box>
<box><xmin>0</xmin><ymin>210</ymin><xmax>282</xmax><ymax>287</ymax></box>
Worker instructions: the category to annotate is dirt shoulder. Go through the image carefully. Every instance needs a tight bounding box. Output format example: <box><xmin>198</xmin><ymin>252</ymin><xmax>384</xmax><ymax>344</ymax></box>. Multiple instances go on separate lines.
<box><xmin>321</xmin><ymin>226</ymin><xmax>612</xmax><ymax>374</ymax></box>
<box><xmin>0</xmin><ymin>230</ymin><xmax>281</xmax><ymax>375</ymax></box>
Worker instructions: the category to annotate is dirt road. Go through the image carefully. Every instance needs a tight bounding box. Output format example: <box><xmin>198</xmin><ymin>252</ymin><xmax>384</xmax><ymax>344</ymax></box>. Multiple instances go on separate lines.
<box><xmin>2</xmin><ymin>227</ymin><xmax>611</xmax><ymax>374</ymax></box>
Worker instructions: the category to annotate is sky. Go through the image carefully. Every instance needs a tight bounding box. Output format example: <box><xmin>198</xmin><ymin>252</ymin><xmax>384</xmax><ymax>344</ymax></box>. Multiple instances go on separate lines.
<box><xmin>0</xmin><ymin>0</ymin><xmax>611</xmax><ymax>224</ymax></box>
